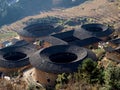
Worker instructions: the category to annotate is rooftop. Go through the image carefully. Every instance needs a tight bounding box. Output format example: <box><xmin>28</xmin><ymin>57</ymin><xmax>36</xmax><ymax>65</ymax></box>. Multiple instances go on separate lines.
<box><xmin>52</xmin><ymin>29</ymin><xmax>102</xmax><ymax>46</ymax></box>
<box><xmin>81</xmin><ymin>23</ymin><xmax>113</xmax><ymax>37</ymax></box>
<box><xmin>15</xmin><ymin>23</ymin><xmax>58</xmax><ymax>38</ymax></box>
<box><xmin>0</xmin><ymin>41</ymin><xmax>36</xmax><ymax>68</ymax></box>
<box><xmin>40</xmin><ymin>36</ymin><xmax>68</xmax><ymax>46</ymax></box>
<box><xmin>110</xmin><ymin>37</ymin><xmax>120</xmax><ymax>45</ymax></box>
<box><xmin>30</xmin><ymin>45</ymin><xmax>97</xmax><ymax>73</ymax></box>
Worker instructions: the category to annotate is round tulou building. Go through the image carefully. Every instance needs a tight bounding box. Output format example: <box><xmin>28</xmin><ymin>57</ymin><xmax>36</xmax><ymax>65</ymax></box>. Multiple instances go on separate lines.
<box><xmin>15</xmin><ymin>23</ymin><xmax>59</xmax><ymax>43</ymax></box>
<box><xmin>81</xmin><ymin>23</ymin><xmax>114</xmax><ymax>41</ymax></box>
<box><xmin>0</xmin><ymin>40</ymin><xmax>36</xmax><ymax>73</ymax></box>
<box><xmin>30</xmin><ymin>45</ymin><xmax>97</xmax><ymax>87</ymax></box>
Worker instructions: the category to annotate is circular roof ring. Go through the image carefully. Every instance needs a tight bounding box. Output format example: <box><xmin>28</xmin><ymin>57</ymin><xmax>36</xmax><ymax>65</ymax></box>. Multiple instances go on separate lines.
<box><xmin>15</xmin><ymin>23</ymin><xmax>55</xmax><ymax>38</ymax></box>
<box><xmin>81</xmin><ymin>23</ymin><xmax>114</xmax><ymax>37</ymax></box>
<box><xmin>30</xmin><ymin>45</ymin><xmax>97</xmax><ymax>73</ymax></box>
<box><xmin>0</xmin><ymin>44</ymin><xmax>35</xmax><ymax>69</ymax></box>
<box><xmin>3</xmin><ymin>52</ymin><xmax>26</xmax><ymax>61</ymax></box>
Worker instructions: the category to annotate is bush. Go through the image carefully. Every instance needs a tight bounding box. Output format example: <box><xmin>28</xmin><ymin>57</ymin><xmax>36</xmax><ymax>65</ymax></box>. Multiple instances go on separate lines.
<box><xmin>104</xmin><ymin>63</ymin><xmax>120</xmax><ymax>90</ymax></box>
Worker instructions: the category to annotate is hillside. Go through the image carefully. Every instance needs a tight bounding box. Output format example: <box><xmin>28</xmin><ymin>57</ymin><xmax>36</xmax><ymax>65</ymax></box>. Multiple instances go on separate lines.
<box><xmin>0</xmin><ymin>0</ymin><xmax>87</xmax><ymax>27</ymax></box>
<box><xmin>0</xmin><ymin>0</ymin><xmax>120</xmax><ymax>90</ymax></box>
<box><xmin>0</xmin><ymin>0</ymin><xmax>120</xmax><ymax>42</ymax></box>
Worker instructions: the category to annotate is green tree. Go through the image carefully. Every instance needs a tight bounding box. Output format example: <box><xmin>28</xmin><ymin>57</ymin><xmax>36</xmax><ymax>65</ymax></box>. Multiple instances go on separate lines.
<box><xmin>104</xmin><ymin>63</ymin><xmax>120</xmax><ymax>90</ymax></box>
<box><xmin>80</xmin><ymin>58</ymin><xmax>104</xmax><ymax>85</ymax></box>
<box><xmin>55</xmin><ymin>73</ymin><xmax>71</xmax><ymax>89</ymax></box>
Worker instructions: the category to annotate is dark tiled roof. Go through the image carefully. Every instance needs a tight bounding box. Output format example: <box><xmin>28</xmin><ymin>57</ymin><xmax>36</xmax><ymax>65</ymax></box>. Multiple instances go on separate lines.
<box><xmin>110</xmin><ymin>38</ymin><xmax>120</xmax><ymax>45</ymax></box>
<box><xmin>104</xmin><ymin>46</ymin><xmax>115</xmax><ymax>52</ymax></box>
<box><xmin>115</xmin><ymin>46</ymin><xmax>120</xmax><ymax>53</ymax></box>
<box><xmin>13</xmin><ymin>40</ymin><xmax>29</xmax><ymax>47</ymax></box>
<box><xmin>52</xmin><ymin>23</ymin><xmax>113</xmax><ymax>45</ymax></box>
<box><xmin>0</xmin><ymin>40</ymin><xmax>29</xmax><ymax>50</ymax></box>
<box><xmin>104</xmin><ymin>46</ymin><xmax>120</xmax><ymax>53</ymax></box>
<box><xmin>71</xmin><ymin>37</ymin><xmax>102</xmax><ymax>47</ymax></box>
<box><xmin>81</xmin><ymin>23</ymin><xmax>114</xmax><ymax>37</ymax></box>
<box><xmin>52</xmin><ymin>30</ymin><xmax>75</xmax><ymax>40</ymax></box>
<box><xmin>2</xmin><ymin>41</ymin><xmax>10</xmax><ymax>46</ymax></box>
<box><xmin>0</xmin><ymin>42</ymin><xmax>36</xmax><ymax>68</ymax></box>
<box><xmin>30</xmin><ymin>45</ymin><xmax>97</xmax><ymax>73</ymax></box>
<box><xmin>52</xmin><ymin>30</ymin><xmax>101</xmax><ymax>46</ymax></box>
<box><xmin>52</xmin><ymin>30</ymin><xmax>92</xmax><ymax>42</ymax></box>
<box><xmin>11</xmin><ymin>38</ymin><xmax>19</xmax><ymax>44</ymax></box>
<box><xmin>15</xmin><ymin>23</ymin><xmax>57</xmax><ymax>38</ymax></box>
<box><xmin>73</xmin><ymin>30</ymin><xmax>92</xmax><ymax>39</ymax></box>
<box><xmin>40</xmin><ymin>36</ymin><xmax>68</xmax><ymax>45</ymax></box>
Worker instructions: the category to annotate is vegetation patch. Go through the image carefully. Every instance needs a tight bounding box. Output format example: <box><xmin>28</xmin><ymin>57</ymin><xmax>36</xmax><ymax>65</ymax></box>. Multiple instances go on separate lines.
<box><xmin>0</xmin><ymin>31</ymin><xmax>17</xmax><ymax>42</ymax></box>
<box><xmin>55</xmin><ymin>58</ymin><xmax>120</xmax><ymax>90</ymax></box>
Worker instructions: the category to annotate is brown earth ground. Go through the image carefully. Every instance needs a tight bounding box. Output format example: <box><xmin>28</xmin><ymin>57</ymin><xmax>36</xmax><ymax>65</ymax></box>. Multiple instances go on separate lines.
<box><xmin>0</xmin><ymin>0</ymin><xmax>120</xmax><ymax>33</ymax></box>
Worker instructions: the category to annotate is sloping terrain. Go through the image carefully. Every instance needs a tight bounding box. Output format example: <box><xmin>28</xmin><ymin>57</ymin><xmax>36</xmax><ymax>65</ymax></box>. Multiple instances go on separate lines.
<box><xmin>0</xmin><ymin>0</ymin><xmax>120</xmax><ymax>41</ymax></box>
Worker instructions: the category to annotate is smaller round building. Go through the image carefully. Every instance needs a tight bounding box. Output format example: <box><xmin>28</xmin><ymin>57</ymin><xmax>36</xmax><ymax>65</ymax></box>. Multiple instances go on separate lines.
<box><xmin>0</xmin><ymin>40</ymin><xmax>36</xmax><ymax>73</ymax></box>
<box><xmin>15</xmin><ymin>23</ymin><xmax>57</xmax><ymax>42</ymax></box>
<box><xmin>81</xmin><ymin>23</ymin><xmax>114</xmax><ymax>41</ymax></box>
<box><xmin>30</xmin><ymin>45</ymin><xmax>97</xmax><ymax>87</ymax></box>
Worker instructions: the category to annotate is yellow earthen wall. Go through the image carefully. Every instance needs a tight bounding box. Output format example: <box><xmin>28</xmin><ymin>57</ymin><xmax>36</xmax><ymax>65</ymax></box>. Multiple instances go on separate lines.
<box><xmin>34</xmin><ymin>68</ymin><xmax>58</xmax><ymax>87</ymax></box>
<box><xmin>19</xmin><ymin>36</ymin><xmax>37</xmax><ymax>43</ymax></box>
